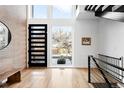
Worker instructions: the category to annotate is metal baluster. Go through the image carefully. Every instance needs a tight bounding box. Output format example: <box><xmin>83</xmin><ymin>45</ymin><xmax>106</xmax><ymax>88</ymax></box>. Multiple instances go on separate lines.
<box><xmin>88</xmin><ymin>56</ymin><xmax>91</xmax><ymax>83</ymax></box>
<box><xmin>121</xmin><ymin>57</ymin><xmax>124</xmax><ymax>83</ymax></box>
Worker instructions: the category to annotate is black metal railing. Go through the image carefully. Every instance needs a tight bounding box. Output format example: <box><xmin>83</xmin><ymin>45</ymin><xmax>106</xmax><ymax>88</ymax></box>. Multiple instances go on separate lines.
<box><xmin>88</xmin><ymin>54</ymin><xmax>124</xmax><ymax>88</ymax></box>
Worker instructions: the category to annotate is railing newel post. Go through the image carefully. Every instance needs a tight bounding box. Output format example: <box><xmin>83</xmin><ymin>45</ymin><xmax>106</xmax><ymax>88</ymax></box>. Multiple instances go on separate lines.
<box><xmin>121</xmin><ymin>56</ymin><xmax>124</xmax><ymax>83</ymax></box>
<box><xmin>88</xmin><ymin>55</ymin><xmax>92</xmax><ymax>83</ymax></box>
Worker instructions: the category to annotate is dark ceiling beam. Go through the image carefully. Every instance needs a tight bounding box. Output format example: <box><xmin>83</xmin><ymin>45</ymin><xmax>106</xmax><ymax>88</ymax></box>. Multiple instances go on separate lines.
<box><xmin>102</xmin><ymin>5</ymin><xmax>114</xmax><ymax>12</ymax></box>
<box><xmin>112</xmin><ymin>5</ymin><xmax>121</xmax><ymax>11</ymax></box>
<box><xmin>84</xmin><ymin>5</ymin><xmax>124</xmax><ymax>22</ymax></box>
<box><xmin>84</xmin><ymin>5</ymin><xmax>89</xmax><ymax>11</ymax></box>
<box><xmin>88</xmin><ymin>5</ymin><xmax>93</xmax><ymax>11</ymax></box>
<box><xmin>95</xmin><ymin>12</ymin><xmax>124</xmax><ymax>22</ymax></box>
<box><xmin>95</xmin><ymin>5</ymin><xmax>104</xmax><ymax>12</ymax></box>
<box><xmin>113</xmin><ymin>5</ymin><xmax>124</xmax><ymax>12</ymax></box>
<box><xmin>85</xmin><ymin>5</ymin><xmax>124</xmax><ymax>12</ymax></box>
<box><xmin>95</xmin><ymin>5</ymin><xmax>102</xmax><ymax>11</ymax></box>
<box><xmin>86</xmin><ymin>5</ymin><xmax>91</xmax><ymax>10</ymax></box>
<box><xmin>87</xmin><ymin>5</ymin><xmax>92</xmax><ymax>11</ymax></box>
<box><xmin>91</xmin><ymin>5</ymin><xmax>97</xmax><ymax>11</ymax></box>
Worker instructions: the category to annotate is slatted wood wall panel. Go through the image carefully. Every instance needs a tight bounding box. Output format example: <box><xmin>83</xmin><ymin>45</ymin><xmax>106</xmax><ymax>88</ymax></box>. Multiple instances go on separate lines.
<box><xmin>0</xmin><ymin>6</ymin><xmax>27</xmax><ymax>74</ymax></box>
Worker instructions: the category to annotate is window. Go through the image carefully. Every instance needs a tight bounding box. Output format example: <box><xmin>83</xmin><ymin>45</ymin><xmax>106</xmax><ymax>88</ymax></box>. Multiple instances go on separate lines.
<box><xmin>52</xmin><ymin>5</ymin><xmax>73</xmax><ymax>19</ymax></box>
<box><xmin>52</xmin><ymin>26</ymin><xmax>72</xmax><ymax>65</ymax></box>
<box><xmin>32</xmin><ymin>5</ymin><xmax>73</xmax><ymax>19</ymax></box>
<box><xmin>32</xmin><ymin>5</ymin><xmax>47</xmax><ymax>18</ymax></box>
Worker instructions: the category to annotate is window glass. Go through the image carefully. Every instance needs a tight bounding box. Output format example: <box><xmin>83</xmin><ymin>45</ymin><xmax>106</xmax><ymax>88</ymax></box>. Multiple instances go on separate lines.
<box><xmin>52</xmin><ymin>26</ymin><xmax>72</xmax><ymax>65</ymax></box>
<box><xmin>33</xmin><ymin>5</ymin><xmax>47</xmax><ymax>18</ymax></box>
<box><xmin>52</xmin><ymin>5</ymin><xmax>72</xmax><ymax>19</ymax></box>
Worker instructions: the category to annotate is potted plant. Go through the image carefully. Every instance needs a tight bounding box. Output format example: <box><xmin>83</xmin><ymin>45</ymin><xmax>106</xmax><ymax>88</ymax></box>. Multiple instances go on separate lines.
<box><xmin>57</xmin><ymin>55</ymin><xmax>66</xmax><ymax>64</ymax></box>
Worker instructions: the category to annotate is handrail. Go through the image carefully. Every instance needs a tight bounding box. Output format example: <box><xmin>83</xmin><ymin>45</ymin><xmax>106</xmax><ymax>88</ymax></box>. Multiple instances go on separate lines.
<box><xmin>92</xmin><ymin>57</ymin><xmax>124</xmax><ymax>71</ymax></box>
<box><xmin>98</xmin><ymin>54</ymin><xmax>121</xmax><ymax>60</ymax></box>
<box><xmin>88</xmin><ymin>54</ymin><xmax>124</xmax><ymax>88</ymax></box>
<box><xmin>100</xmin><ymin>67</ymin><xmax>123</xmax><ymax>83</ymax></box>
<box><xmin>91</xmin><ymin>56</ymin><xmax>112</xmax><ymax>87</ymax></box>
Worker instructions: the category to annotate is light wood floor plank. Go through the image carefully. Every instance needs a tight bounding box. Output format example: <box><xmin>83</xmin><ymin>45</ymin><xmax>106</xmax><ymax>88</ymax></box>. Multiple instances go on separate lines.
<box><xmin>3</xmin><ymin>68</ymin><xmax>91</xmax><ymax>88</ymax></box>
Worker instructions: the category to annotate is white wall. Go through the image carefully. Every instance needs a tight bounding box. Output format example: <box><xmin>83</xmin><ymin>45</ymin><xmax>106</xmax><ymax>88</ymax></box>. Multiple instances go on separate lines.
<box><xmin>74</xmin><ymin>19</ymin><xmax>98</xmax><ymax>67</ymax></box>
<box><xmin>98</xmin><ymin>18</ymin><xmax>124</xmax><ymax>58</ymax></box>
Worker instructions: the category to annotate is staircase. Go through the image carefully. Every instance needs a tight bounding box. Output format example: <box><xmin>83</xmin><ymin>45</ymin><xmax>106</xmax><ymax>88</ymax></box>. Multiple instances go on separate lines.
<box><xmin>88</xmin><ymin>54</ymin><xmax>124</xmax><ymax>88</ymax></box>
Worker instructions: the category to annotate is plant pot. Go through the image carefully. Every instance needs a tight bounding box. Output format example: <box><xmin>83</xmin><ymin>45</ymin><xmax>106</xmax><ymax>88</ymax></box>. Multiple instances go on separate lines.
<box><xmin>57</xmin><ymin>57</ymin><xmax>66</xmax><ymax>64</ymax></box>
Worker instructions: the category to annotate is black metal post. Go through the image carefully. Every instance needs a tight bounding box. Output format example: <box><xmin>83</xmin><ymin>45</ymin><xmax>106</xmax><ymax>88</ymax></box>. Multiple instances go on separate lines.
<box><xmin>88</xmin><ymin>55</ymin><xmax>91</xmax><ymax>83</ymax></box>
<box><xmin>121</xmin><ymin>56</ymin><xmax>124</xmax><ymax>83</ymax></box>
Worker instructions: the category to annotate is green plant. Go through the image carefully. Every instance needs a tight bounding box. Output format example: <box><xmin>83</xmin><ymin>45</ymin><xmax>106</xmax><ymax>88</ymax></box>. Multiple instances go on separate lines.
<box><xmin>57</xmin><ymin>56</ymin><xmax>66</xmax><ymax>64</ymax></box>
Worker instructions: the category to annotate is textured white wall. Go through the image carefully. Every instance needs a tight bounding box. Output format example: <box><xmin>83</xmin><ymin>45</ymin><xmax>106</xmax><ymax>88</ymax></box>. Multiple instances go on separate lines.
<box><xmin>98</xmin><ymin>18</ymin><xmax>124</xmax><ymax>58</ymax></box>
<box><xmin>0</xmin><ymin>5</ymin><xmax>27</xmax><ymax>74</ymax></box>
<box><xmin>74</xmin><ymin>19</ymin><xmax>98</xmax><ymax>67</ymax></box>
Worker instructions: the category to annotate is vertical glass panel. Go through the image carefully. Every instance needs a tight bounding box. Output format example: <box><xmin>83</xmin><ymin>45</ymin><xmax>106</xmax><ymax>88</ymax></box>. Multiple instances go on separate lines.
<box><xmin>52</xmin><ymin>5</ymin><xmax>72</xmax><ymax>19</ymax></box>
<box><xmin>33</xmin><ymin>5</ymin><xmax>47</xmax><ymax>18</ymax></box>
<box><xmin>52</xmin><ymin>26</ymin><xmax>72</xmax><ymax>66</ymax></box>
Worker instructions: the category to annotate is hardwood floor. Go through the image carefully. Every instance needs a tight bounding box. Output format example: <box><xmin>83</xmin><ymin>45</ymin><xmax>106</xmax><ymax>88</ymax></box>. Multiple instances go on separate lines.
<box><xmin>2</xmin><ymin>68</ymin><xmax>90</xmax><ymax>88</ymax></box>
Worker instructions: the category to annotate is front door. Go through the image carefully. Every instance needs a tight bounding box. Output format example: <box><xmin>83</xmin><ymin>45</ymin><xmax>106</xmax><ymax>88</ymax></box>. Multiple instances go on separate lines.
<box><xmin>28</xmin><ymin>24</ymin><xmax>47</xmax><ymax>67</ymax></box>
